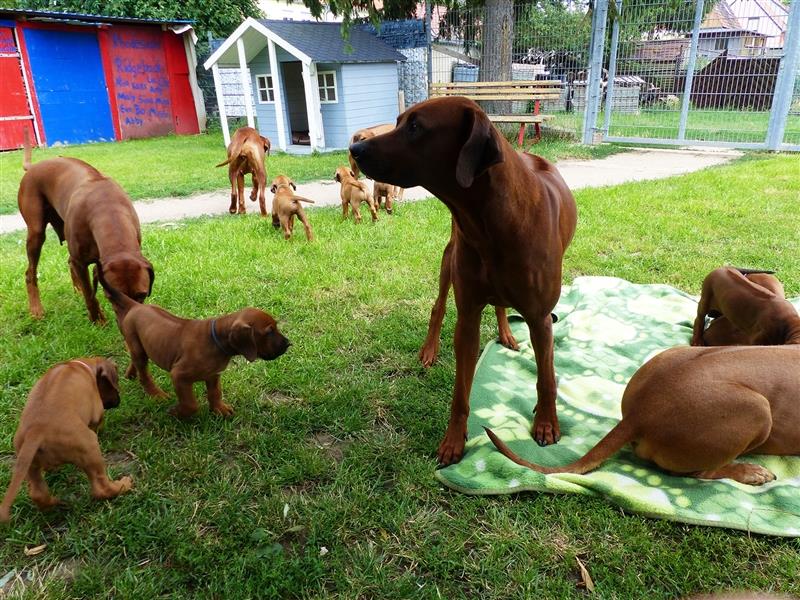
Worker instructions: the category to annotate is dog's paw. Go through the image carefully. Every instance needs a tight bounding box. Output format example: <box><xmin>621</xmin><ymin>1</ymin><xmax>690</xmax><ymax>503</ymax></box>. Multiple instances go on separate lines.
<box><xmin>531</xmin><ymin>415</ymin><xmax>560</xmax><ymax>447</ymax></box>
<box><xmin>147</xmin><ymin>387</ymin><xmax>170</xmax><ymax>400</ymax></box>
<box><xmin>498</xmin><ymin>332</ymin><xmax>520</xmax><ymax>351</ymax></box>
<box><xmin>734</xmin><ymin>463</ymin><xmax>776</xmax><ymax>486</ymax></box>
<box><xmin>116</xmin><ymin>476</ymin><xmax>134</xmax><ymax>494</ymax></box>
<box><xmin>418</xmin><ymin>343</ymin><xmax>439</xmax><ymax>368</ymax></box>
<box><xmin>437</xmin><ymin>427</ymin><xmax>467</xmax><ymax>465</ymax></box>
<box><xmin>211</xmin><ymin>402</ymin><xmax>234</xmax><ymax>417</ymax></box>
<box><xmin>168</xmin><ymin>404</ymin><xmax>197</xmax><ymax>419</ymax></box>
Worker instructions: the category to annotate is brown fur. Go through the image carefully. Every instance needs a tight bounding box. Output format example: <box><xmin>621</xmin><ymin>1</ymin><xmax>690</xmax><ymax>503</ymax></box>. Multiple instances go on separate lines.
<box><xmin>17</xmin><ymin>132</ymin><xmax>154</xmax><ymax>323</ymax></box>
<box><xmin>334</xmin><ymin>166</ymin><xmax>378</xmax><ymax>224</ymax></box>
<box><xmin>372</xmin><ymin>181</ymin><xmax>401</xmax><ymax>214</ymax></box>
<box><xmin>349</xmin><ymin>96</ymin><xmax>577</xmax><ymax>464</ymax></box>
<box><xmin>348</xmin><ymin>124</ymin><xmax>394</xmax><ymax>178</ymax></box>
<box><xmin>98</xmin><ymin>266</ymin><xmax>290</xmax><ymax>419</ymax></box>
<box><xmin>1</xmin><ymin>358</ymin><xmax>131</xmax><ymax>522</ymax></box>
<box><xmin>269</xmin><ymin>175</ymin><xmax>315</xmax><ymax>241</ymax></box>
<box><xmin>691</xmin><ymin>267</ymin><xmax>800</xmax><ymax>346</ymax></box>
<box><xmin>486</xmin><ymin>345</ymin><xmax>800</xmax><ymax>486</ymax></box>
<box><xmin>216</xmin><ymin>126</ymin><xmax>271</xmax><ymax>216</ymax></box>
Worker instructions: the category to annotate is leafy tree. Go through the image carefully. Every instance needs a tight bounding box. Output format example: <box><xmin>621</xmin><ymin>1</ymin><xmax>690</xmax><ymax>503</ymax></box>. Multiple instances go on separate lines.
<box><xmin>13</xmin><ymin>0</ymin><xmax>261</xmax><ymax>38</ymax></box>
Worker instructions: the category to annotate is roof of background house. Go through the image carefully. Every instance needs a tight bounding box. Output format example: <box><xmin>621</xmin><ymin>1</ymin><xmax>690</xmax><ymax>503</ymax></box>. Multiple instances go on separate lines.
<box><xmin>0</xmin><ymin>8</ymin><xmax>193</xmax><ymax>26</ymax></box>
<box><xmin>702</xmin><ymin>0</ymin><xmax>742</xmax><ymax>30</ymax></box>
<box><xmin>258</xmin><ymin>19</ymin><xmax>406</xmax><ymax>63</ymax></box>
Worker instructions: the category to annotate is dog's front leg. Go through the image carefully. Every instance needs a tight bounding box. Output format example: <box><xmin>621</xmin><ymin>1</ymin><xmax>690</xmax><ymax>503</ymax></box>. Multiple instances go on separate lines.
<box><xmin>236</xmin><ymin>172</ymin><xmax>246</xmax><ymax>214</ymax></box>
<box><xmin>23</xmin><ymin>225</ymin><xmax>46</xmax><ymax>319</ymax></box>
<box><xmin>69</xmin><ymin>257</ymin><xmax>106</xmax><ymax>324</ymax></box>
<box><xmin>528</xmin><ymin>313</ymin><xmax>560</xmax><ymax>446</ymax></box>
<box><xmin>75</xmin><ymin>432</ymin><xmax>134</xmax><ymax>499</ymax></box>
<box><xmin>206</xmin><ymin>375</ymin><xmax>233</xmax><ymax>417</ymax></box>
<box><xmin>169</xmin><ymin>375</ymin><xmax>199</xmax><ymax>418</ymax></box>
<box><xmin>420</xmin><ymin>240</ymin><xmax>453</xmax><ymax>368</ymax></box>
<box><xmin>438</xmin><ymin>301</ymin><xmax>483</xmax><ymax>465</ymax></box>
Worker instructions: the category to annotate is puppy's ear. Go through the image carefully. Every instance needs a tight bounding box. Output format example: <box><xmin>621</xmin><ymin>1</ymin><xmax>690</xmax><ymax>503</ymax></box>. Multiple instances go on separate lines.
<box><xmin>96</xmin><ymin>360</ymin><xmax>121</xmax><ymax>409</ymax></box>
<box><xmin>456</xmin><ymin>109</ymin><xmax>504</xmax><ymax>188</ymax></box>
<box><xmin>270</xmin><ymin>183</ymin><xmax>277</xmax><ymax>193</ymax></box>
<box><xmin>290</xmin><ymin>180</ymin><xmax>296</xmax><ymax>191</ymax></box>
<box><xmin>349</xmin><ymin>169</ymin><xmax>356</xmax><ymax>179</ymax></box>
<box><xmin>261</xmin><ymin>136</ymin><xmax>271</xmax><ymax>155</ymax></box>
<box><xmin>334</xmin><ymin>171</ymin><xmax>340</xmax><ymax>182</ymax></box>
<box><xmin>229</xmin><ymin>318</ymin><xmax>258</xmax><ymax>362</ymax></box>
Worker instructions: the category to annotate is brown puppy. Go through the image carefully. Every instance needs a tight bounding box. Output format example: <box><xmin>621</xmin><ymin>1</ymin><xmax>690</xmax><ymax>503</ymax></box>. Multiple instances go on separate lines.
<box><xmin>348</xmin><ymin>124</ymin><xmax>394</xmax><ymax>179</ymax></box>
<box><xmin>691</xmin><ymin>267</ymin><xmax>800</xmax><ymax>346</ymax></box>
<box><xmin>372</xmin><ymin>181</ymin><xmax>401</xmax><ymax>214</ymax></box>
<box><xmin>98</xmin><ymin>267</ymin><xmax>290</xmax><ymax>418</ymax></box>
<box><xmin>420</xmin><ymin>220</ymin><xmax>520</xmax><ymax>368</ymax></box>
<box><xmin>269</xmin><ymin>175</ymin><xmax>315</xmax><ymax>241</ymax></box>
<box><xmin>350</xmin><ymin>97</ymin><xmax>577</xmax><ymax>464</ymax></box>
<box><xmin>701</xmin><ymin>271</ymin><xmax>788</xmax><ymax>346</ymax></box>
<box><xmin>17</xmin><ymin>134</ymin><xmax>154</xmax><ymax>323</ymax></box>
<box><xmin>216</xmin><ymin>126</ymin><xmax>271</xmax><ymax>216</ymax></box>
<box><xmin>1</xmin><ymin>358</ymin><xmax>131</xmax><ymax>522</ymax></box>
<box><xmin>486</xmin><ymin>345</ymin><xmax>800</xmax><ymax>485</ymax></box>
<box><xmin>334</xmin><ymin>166</ymin><xmax>378</xmax><ymax>224</ymax></box>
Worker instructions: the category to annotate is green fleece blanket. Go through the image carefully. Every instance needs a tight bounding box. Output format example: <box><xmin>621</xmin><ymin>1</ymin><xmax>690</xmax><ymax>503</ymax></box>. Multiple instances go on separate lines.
<box><xmin>435</xmin><ymin>277</ymin><xmax>800</xmax><ymax>537</ymax></box>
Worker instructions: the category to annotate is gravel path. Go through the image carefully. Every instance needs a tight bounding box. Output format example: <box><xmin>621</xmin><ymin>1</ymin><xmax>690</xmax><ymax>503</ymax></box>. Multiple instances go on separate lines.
<box><xmin>0</xmin><ymin>147</ymin><xmax>740</xmax><ymax>235</ymax></box>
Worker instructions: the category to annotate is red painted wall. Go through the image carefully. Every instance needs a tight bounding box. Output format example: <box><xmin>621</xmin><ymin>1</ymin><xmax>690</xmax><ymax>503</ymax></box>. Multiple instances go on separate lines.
<box><xmin>163</xmin><ymin>31</ymin><xmax>199</xmax><ymax>135</ymax></box>
<box><xmin>107</xmin><ymin>25</ymin><xmax>174</xmax><ymax>139</ymax></box>
<box><xmin>0</xmin><ymin>26</ymin><xmax>34</xmax><ymax>149</ymax></box>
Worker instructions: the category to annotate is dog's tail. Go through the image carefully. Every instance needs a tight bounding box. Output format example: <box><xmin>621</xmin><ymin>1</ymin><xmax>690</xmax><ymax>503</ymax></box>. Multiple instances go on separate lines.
<box><xmin>215</xmin><ymin>157</ymin><xmax>232</xmax><ymax>168</ymax></box>
<box><xmin>483</xmin><ymin>419</ymin><xmax>636</xmax><ymax>475</ymax></box>
<box><xmin>291</xmin><ymin>195</ymin><xmax>315</xmax><ymax>204</ymax></box>
<box><xmin>0</xmin><ymin>432</ymin><xmax>42</xmax><ymax>523</ymax></box>
<box><xmin>734</xmin><ymin>267</ymin><xmax>775</xmax><ymax>276</ymax></box>
<box><xmin>96</xmin><ymin>264</ymin><xmax>137</xmax><ymax>317</ymax></box>
<box><xmin>22</xmin><ymin>128</ymin><xmax>33</xmax><ymax>171</ymax></box>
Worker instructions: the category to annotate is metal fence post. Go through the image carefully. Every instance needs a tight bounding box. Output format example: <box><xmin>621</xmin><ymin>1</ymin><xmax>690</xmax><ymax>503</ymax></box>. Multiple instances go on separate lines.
<box><xmin>602</xmin><ymin>0</ymin><xmax>623</xmax><ymax>137</ymax></box>
<box><xmin>766</xmin><ymin>0</ymin><xmax>800</xmax><ymax>151</ymax></box>
<box><xmin>425</xmin><ymin>0</ymin><xmax>433</xmax><ymax>96</ymax></box>
<box><xmin>582</xmin><ymin>0</ymin><xmax>609</xmax><ymax>145</ymax></box>
<box><xmin>678</xmin><ymin>0</ymin><xmax>705</xmax><ymax>142</ymax></box>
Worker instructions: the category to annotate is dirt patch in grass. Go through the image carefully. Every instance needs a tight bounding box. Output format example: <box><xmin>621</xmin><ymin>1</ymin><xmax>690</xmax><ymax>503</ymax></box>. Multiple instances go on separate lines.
<box><xmin>310</xmin><ymin>432</ymin><xmax>351</xmax><ymax>463</ymax></box>
<box><xmin>260</xmin><ymin>391</ymin><xmax>303</xmax><ymax>407</ymax></box>
<box><xmin>0</xmin><ymin>557</ymin><xmax>81</xmax><ymax>597</ymax></box>
<box><xmin>104</xmin><ymin>450</ymin><xmax>140</xmax><ymax>474</ymax></box>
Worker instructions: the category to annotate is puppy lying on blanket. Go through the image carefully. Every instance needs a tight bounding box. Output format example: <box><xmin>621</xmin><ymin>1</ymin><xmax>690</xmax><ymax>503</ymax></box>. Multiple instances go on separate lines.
<box><xmin>692</xmin><ymin>267</ymin><xmax>800</xmax><ymax>346</ymax></box>
<box><xmin>486</xmin><ymin>344</ymin><xmax>800</xmax><ymax>485</ymax></box>
<box><xmin>1</xmin><ymin>358</ymin><xmax>130</xmax><ymax>522</ymax></box>
<box><xmin>98</xmin><ymin>266</ymin><xmax>290</xmax><ymax>418</ymax></box>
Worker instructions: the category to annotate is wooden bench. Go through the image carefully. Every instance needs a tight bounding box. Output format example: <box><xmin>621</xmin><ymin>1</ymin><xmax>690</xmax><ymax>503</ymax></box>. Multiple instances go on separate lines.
<box><xmin>429</xmin><ymin>80</ymin><xmax>564</xmax><ymax>145</ymax></box>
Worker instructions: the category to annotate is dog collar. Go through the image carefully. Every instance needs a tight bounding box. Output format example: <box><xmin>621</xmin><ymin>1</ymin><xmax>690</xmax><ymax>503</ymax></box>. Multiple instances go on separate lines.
<box><xmin>70</xmin><ymin>360</ymin><xmax>94</xmax><ymax>375</ymax></box>
<box><xmin>210</xmin><ymin>320</ymin><xmax>233</xmax><ymax>356</ymax></box>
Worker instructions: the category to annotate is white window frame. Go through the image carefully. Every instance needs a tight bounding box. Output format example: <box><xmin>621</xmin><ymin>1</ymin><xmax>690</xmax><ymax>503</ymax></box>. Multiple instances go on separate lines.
<box><xmin>317</xmin><ymin>70</ymin><xmax>338</xmax><ymax>104</ymax></box>
<box><xmin>256</xmin><ymin>74</ymin><xmax>275</xmax><ymax>104</ymax></box>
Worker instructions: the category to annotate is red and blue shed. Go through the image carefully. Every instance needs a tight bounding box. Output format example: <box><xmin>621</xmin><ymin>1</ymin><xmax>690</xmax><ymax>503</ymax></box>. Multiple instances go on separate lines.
<box><xmin>0</xmin><ymin>8</ymin><xmax>205</xmax><ymax>150</ymax></box>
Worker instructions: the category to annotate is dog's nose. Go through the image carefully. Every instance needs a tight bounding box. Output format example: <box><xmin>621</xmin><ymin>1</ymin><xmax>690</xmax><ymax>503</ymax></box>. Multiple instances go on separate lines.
<box><xmin>349</xmin><ymin>141</ymin><xmax>366</xmax><ymax>160</ymax></box>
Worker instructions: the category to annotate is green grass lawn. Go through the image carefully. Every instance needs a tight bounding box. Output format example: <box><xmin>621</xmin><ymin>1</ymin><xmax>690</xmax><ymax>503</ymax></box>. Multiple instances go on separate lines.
<box><xmin>1</xmin><ymin>154</ymin><xmax>799</xmax><ymax>598</ymax></box>
<box><xmin>0</xmin><ymin>129</ymin><xmax>620</xmax><ymax>216</ymax></box>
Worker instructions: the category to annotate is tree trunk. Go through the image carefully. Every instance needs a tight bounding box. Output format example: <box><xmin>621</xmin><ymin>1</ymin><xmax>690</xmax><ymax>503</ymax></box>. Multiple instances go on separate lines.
<box><xmin>480</xmin><ymin>0</ymin><xmax>513</xmax><ymax>114</ymax></box>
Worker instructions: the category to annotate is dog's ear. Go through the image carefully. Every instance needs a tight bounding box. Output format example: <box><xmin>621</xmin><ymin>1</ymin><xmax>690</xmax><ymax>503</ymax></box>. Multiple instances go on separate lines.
<box><xmin>143</xmin><ymin>259</ymin><xmax>155</xmax><ymax>297</ymax></box>
<box><xmin>334</xmin><ymin>171</ymin><xmax>340</xmax><ymax>182</ymax></box>
<box><xmin>228</xmin><ymin>318</ymin><xmax>258</xmax><ymax>362</ymax></box>
<box><xmin>290</xmin><ymin>180</ymin><xmax>296</xmax><ymax>191</ymax></box>
<box><xmin>456</xmin><ymin>108</ymin><xmax>504</xmax><ymax>188</ymax></box>
<box><xmin>349</xmin><ymin>169</ymin><xmax>356</xmax><ymax>179</ymax></box>
<box><xmin>261</xmin><ymin>136</ymin><xmax>271</xmax><ymax>155</ymax></box>
<box><xmin>270</xmin><ymin>183</ymin><xmax>277</xmax><ymax>193</ymax></box>
<box><xmin>96</xmin><ymin>360</ymin><xmax>121</xmax><ymax>409</ymax></box>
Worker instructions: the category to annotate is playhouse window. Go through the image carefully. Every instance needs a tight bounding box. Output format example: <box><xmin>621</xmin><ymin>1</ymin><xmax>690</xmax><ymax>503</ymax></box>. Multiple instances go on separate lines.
<box><xmin>256</xmin><ymin>75</ymin><xmax>274</xmax><ymax>103</ymax></box>
<box><xmin>317</xmin><ymin>71</ymin><xmax>337</xmax><ymax>103</ymax></box>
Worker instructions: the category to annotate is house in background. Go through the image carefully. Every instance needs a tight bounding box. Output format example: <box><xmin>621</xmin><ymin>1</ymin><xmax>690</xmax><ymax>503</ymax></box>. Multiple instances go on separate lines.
<box><xmin>697</xmin><ymin>0</ymin><xmax>786</xmax><ymax>59</ymax></box>
<box><xmin>204</xmin><ymin>18</ymin><xmax>405</xmax><ymax>153</ymax></box>
<box><xmin>0</xmin><ymin>8</ymin><xmax>204</xmax><ymax>150</ymax></box>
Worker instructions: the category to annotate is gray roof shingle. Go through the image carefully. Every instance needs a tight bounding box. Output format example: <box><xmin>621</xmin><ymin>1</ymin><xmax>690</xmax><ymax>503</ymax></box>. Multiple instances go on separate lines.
<box><xmin>258</xmin><ymin>19</ymin><xmax>406</xmax><ymax>63</ymax></box>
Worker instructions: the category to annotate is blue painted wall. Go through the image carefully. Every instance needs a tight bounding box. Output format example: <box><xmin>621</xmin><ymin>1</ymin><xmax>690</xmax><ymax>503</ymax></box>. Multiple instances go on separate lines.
<box><xmin>24</xmin><ymin>28</ymin><xmax>115</xmax><ymax>145</ymax></box>
<box><xmin>341</xmin><ymin>62</ymin><xmax>399</xmax><ymax>147</ymax></box>
<box><xmin>249</xmin><ymin>47</ymin><xmax>279</xmax><ymax>144</ymax></box>
<box><xmin>316</xmin><ymin>63</ymin><xmax>347</xmax><ymax>148</ymax></box>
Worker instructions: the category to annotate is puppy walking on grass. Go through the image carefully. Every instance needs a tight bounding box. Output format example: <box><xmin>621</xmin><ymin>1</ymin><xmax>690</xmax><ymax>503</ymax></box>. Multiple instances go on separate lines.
<box><xmin>97</xmin><ymin>266</ymin><xmax>290</xmax><ymax>419</ymax></box>
<box><xmin>1</xmin><ymin>358</ymin><xmax>131</xmax><ymax>523</ymax></box>
<box><xmin>334</xmin><ymin>166</ymin><xmax>378</xmax><ymax>224</ymax></box>
<box><xmin>270</xmin><ymin>175</ymin><xmax>316</xmax><ymax>241</ymax></box>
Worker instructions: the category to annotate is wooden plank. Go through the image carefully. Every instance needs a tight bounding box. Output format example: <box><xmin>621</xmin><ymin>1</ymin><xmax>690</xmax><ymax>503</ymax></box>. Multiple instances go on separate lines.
<box><xmin>429</xmin><ymin>93</ymin><xmax>562</xmax><ymax>101</ymax></box>
<box><xmin>487</xmin><ymin>114</ymin><xmax>554</xmax><ymax>123</ymax></box>
<box><xmin>431</xmin><ymin>80</ymin><xmax>563</xmax><ymax>88</ymax></box>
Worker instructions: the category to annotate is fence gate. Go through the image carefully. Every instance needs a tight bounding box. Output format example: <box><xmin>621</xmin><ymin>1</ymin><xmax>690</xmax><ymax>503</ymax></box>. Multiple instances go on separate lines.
<box><xmin>596</xmin><ymin>0</ymin><xmax>800</xmax><ymax>151</ymax></box>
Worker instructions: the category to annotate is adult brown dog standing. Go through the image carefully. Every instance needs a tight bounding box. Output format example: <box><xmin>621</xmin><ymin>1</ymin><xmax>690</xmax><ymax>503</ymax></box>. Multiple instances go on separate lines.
<box><xmin>1</xmin><ymin>358</ymin><xmax>131</xmax><ymax>522</ymax></box>
<box><xmin>98</xmin><ymin>266</ymin><xmax>290</xmax><ymax>419</ymax></box>
<box><xmin>486</xmin><ymin>345</ymin><xmax>800</xmax><ymax>485</ymax></box>
<box><xmin>349</xmin><ymin>97</ymin><xmax>577</xmax><ymax>464</ymax></box>
<box><xmin>334</xmin><ymin>166</ymin><xmax>379</xmax><ymax>224</ymax></box>
<box><xmin>17</xmin><ymin>133</ymin><xmax>154</xmax><ymax>323</ymax></box>
<box><xmin>217</xmin><ymin>126</ymin><xmax>271</xmax><ymax>216</ymax></box>
<box><xmin>269</xmin><ymin>175</ymin><xmax>316</xmax><ymax>241</ymax></box>
<box><xmin>691</xmin><ymin>267</ymin><xmax>800</xmax><ymax>346</ymax></box>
